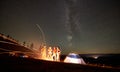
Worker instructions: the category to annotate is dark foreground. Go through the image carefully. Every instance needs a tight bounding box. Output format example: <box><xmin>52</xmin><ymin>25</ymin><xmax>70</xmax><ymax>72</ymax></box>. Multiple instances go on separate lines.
<box><xmin>0</xmin><ymin>54</ymin><xmax>120</xmax><ymax>72</ymax></box>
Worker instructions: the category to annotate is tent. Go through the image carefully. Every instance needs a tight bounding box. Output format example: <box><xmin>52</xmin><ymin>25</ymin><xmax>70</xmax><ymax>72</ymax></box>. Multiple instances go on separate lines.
<box><xmin>64</xmin><ymin>53</ymin><xmax>86</xmax><ymax>64</ymax></box>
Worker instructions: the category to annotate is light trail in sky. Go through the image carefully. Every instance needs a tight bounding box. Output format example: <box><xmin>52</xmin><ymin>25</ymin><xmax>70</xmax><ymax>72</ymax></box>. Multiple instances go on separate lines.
<box><xmin>36</xmin><ymin>24</ymin><xmax>46</xmax><ymax>46</ymax></box>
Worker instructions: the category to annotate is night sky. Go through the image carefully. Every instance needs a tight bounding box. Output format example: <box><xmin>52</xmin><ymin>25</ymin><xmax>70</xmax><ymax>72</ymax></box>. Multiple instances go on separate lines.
<box><xmin>0</xmin><ymin>0</ymin><xmax>120</xmax><ymax>54</ymax></box>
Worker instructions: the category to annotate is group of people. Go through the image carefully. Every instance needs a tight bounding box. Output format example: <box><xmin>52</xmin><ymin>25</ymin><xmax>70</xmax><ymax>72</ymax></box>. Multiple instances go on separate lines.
<box><xmin>40</xmin><ymin>46</ymin><xmax>61</xmax><ymax>61</ymax></box>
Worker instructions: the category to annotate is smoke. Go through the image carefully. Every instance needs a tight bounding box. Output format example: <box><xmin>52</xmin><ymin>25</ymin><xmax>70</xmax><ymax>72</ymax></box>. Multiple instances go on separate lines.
<box><xmin>65</xmin><ymin>0</ymin><xmax>80</xmax><ymax>48</ymax></box>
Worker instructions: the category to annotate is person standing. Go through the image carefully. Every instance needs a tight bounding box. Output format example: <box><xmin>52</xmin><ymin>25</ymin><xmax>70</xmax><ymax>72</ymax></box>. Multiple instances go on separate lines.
<box><xmin>52</xmin><ymin>47</ymin><xmax>57</xmax><ymax>61</ymax></box>
<box><xmin>56</xmin><ymin>47</ymin><xmax>61</xmax><ymax>61</ymax></box>
<box><xmin>47</xmin><ymin>46</ymin><xmax>53</xmax><ymax>61</ymax></box>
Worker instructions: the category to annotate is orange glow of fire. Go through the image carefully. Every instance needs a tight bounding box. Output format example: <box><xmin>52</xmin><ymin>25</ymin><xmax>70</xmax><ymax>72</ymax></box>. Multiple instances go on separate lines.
<box><xmin>35</xmin><ymin>46</ymin><xmax>61</xmax><ymax>61</ymax></box>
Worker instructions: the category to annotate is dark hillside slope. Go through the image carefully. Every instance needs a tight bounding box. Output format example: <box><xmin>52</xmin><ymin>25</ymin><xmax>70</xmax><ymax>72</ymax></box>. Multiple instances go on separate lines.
<box><xmin>0</xmin><ymin>55</ymin><xmax>119</xmax><ymax>72</ymax></box>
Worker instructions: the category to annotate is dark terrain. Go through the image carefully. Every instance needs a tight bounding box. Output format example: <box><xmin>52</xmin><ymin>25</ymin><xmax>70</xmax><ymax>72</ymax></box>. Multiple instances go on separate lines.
<box><xmin>0</xmin><ymin>54</ymin><xmax>120</xmax><ymax>72</ymax></box>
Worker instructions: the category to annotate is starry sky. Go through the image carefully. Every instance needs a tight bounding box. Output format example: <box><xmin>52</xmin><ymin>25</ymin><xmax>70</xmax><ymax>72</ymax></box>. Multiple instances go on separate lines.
<box><xmin>0</xmin><ymin>0</ymin><xmax>120</xmax><ymax>54</ymax></box>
